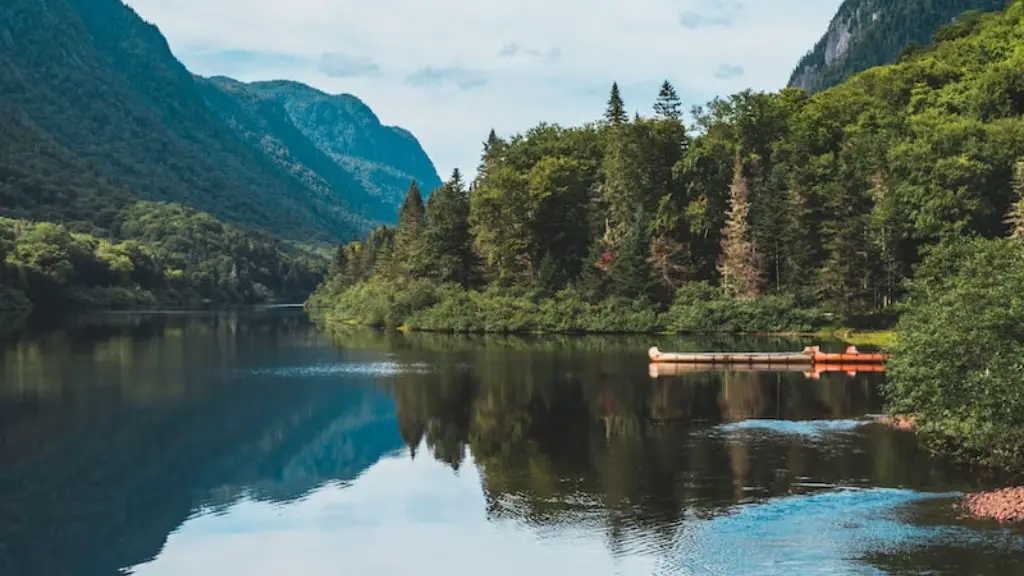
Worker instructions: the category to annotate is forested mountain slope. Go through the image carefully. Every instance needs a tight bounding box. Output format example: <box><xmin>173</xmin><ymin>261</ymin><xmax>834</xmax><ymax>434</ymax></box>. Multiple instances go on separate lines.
<box><xmin>242</xmin><ymin>80</ymin><xmax>443</xmax><ymax>216</ymax></box>
<box><xmin>788</xmin><ymin>0</ymin><xmax>1009</xmax><ymax>93</ymax></box>
<box><xmin>0</xmin><ymin>0</ymin><xmax>440</xmax><ymax>242</ymax></box>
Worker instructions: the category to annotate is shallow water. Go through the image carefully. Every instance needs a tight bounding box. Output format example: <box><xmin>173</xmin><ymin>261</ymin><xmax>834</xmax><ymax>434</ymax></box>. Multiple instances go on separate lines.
<box><xmin>0</xmin><ymin>309</ymin><xmax>1020</xmax><ymax>575</ymax></box>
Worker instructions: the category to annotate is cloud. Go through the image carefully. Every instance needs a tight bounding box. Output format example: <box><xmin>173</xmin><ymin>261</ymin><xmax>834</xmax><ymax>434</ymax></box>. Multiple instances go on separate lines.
<box><xmin>124</xmin><ymin>0</ymin><xmax>846</xmax><ymax>178</ymax></box>
<box><xmin>317</xmin><ymin>52</ymin><xmax>380</xmax><ymax>77</ymax></box>
<box><xmin>678</xmin><ymin>12</ymin><xmax>732</xmax><ymax>28</ymax></box>
<box><xmin>497</xmin><ymin>43</ymin><xmax>522</xmax><ymax>57</ymax></box>
<box><xmin>497</xmin><ymin>42</ymin><xmax>561</xmax><ymax>60</ymax></box>
<box><xmin>406</xmin><ymin>66</ymin><xmax>488</xmax><ymax>90</ymax></box>
<box><xmin>714</xmin><ymin>63</ymin><xmax>745</xmax><ymax>79</ymax></box>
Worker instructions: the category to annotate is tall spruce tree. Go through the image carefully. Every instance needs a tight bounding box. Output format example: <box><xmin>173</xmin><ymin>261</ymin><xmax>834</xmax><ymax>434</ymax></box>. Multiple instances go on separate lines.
<box><xmin>422</xmin><ymin>169</ymin><xmax>474</xmax><ymax>285</ymax></box>
<box><xmin>718</xmin><ymin>150</ymin><xmax>760</xmax><ymax>299</ymax></box>
<box><xmin>393</xmin><ymin>180</ymin><xmax>426</xmax><ymax>274</ymax></box>
<box><xmin>605</xmin><ymin>82</ymin><xmax>627</xmax><ymax>125</ymax></box>
<box><xmin>610</xmin><ymin>208</ymin><xmax>656</xmax><ymax>300</ymax></box>
<box><xmin>653</xmin><ymin>80</ymin><xmax>682</xmax><ymax>120</ymax></box>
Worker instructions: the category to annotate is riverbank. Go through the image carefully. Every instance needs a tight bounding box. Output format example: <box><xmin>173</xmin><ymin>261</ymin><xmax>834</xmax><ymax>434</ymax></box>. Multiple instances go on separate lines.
<box><xmin>305</xmin><ymin>278</ymin><xmax>897</xmax><ymax>338</ymax></box>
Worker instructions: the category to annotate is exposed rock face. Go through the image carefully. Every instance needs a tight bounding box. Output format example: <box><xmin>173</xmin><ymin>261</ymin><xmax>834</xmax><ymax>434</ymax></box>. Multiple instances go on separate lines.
<box><xmin>788</xmin><ymin>0</ymin><xmax>1009</xmax><ymax>94</ymax></box>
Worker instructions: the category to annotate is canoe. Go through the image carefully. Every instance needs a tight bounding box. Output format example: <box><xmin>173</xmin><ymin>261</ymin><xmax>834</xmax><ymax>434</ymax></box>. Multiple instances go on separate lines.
<box><xmin>648</xmin><ymin>362</ymin><xmax>887</xmax><ymax>378</ymax></box>
<box><xmin>648</xmin><ymin>345</ymin><xmax>889</xmax><ymax>365</ymax></box>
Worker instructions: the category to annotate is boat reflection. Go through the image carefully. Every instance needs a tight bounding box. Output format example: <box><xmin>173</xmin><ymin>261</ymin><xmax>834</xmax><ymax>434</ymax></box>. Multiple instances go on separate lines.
<box><xmin>649</xmin><ymin>362</ymin><xmax>886</xmax><ymax>379</ymax></box>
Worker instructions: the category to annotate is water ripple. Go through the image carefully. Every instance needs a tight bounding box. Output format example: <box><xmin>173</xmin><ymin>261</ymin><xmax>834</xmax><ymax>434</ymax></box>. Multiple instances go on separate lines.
<box><xmin>714</xmin><ymin>418</ymin><xmax>869</xmax><ymax>438</ymax></box>
<box><xmin>671</xmin><ymin>488</ymin><xmax>962</xmax><ymax>575</ymax></box>
<box><xmin>241</xmin><ymin>362</ymin><xmax>433</xmax><ymax>378</ymax></box>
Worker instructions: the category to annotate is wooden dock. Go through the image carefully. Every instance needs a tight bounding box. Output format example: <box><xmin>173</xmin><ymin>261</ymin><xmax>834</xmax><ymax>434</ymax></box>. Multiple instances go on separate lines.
<box><xmin>648</xmin><ymin>362</ymin><xmax>886</xmax><ymax>378</ymax></box>
<box><xmin>648</xmin><ymin>346</ymin><xmax>888</xmax><ymax>365</ymax></box>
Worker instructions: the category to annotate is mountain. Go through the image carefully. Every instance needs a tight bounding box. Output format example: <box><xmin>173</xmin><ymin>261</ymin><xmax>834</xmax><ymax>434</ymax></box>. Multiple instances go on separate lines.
<box><xmin>788</xmin><ymin>0</ymin><xmax>1010</xmax><ymax>93</ymax></box>
<box><xmin>241</xmin><ymin>80</ymin><xmax>443</xmax><ymax>215</ymax></box>
<box><xmin>0</xmin><ymin>0</ymin><xmax>440</xmax><ymax>243</ymax></box>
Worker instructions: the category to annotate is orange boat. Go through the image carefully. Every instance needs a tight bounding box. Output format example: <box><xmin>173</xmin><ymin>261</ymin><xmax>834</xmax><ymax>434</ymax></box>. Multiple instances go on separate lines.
<box><xmin>802</xmin><ymin>345</ymin><xmax>889</xmax><ymax>364</ymax></box>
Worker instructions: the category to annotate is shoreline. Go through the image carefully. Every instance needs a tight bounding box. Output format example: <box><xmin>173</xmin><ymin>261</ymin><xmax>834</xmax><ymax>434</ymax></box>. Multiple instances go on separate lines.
<box><xmin>314</xmin><ymin>314</ymin><xmax>895</xmax><ymax>345</ymax></box>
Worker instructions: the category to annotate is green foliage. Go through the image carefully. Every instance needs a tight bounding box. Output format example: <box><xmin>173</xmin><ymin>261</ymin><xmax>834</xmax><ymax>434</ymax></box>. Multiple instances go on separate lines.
<box><xmin>605</xmin><ymin>82</ymin><xmax>627</xmax><ymax>125</ymax></box>
<box><xmin>421</xmin><ymin>170</ymin><xmax>474</xmax><ymax>285</ymax></box>
<box><xmin>789</xmin><ymin>0</ymin><xmax>1010</xmax><ymax>94</ymax></box>
<box><xmin>312</xmin><ymin>1</ymin><xmax>1024</xmax><ymax>338</ymax></box>
<box><xmin>393</xmin><ymin>181</ymin><xmax>426</xmax><ymax>275</ymax></box>
<box><xmin>664</xmin><ymin>282</ymin><xmax>825</xmax><ymax>333</ymax></box>
<box><xmin>0</xmin><ymin>202</ymin><xmax>325</xmax><ymax>310</ymax></box>
<box><xmin>886</xmin><ymin>237</ymin><xmax>1024</xmax><ymax>468</ymax></box>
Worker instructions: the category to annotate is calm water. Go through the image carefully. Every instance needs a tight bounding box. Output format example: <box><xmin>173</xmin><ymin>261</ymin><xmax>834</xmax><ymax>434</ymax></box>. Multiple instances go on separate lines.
<box><xmin>1</xmin><ymin>309</ymin><xmax>1022</xmax><ymax>575</ymax></box>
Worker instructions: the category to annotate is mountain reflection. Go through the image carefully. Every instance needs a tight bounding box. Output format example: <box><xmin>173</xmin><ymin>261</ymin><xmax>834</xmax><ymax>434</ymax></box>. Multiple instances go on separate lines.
<box><xmin>0</xmin><ymin>311</ymin><xmax>402</xmax><ymax>576</ymax></box>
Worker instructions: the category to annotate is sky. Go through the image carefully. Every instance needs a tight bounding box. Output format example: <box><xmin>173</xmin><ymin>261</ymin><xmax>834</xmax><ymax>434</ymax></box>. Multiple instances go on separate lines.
<box><xmin>123</xmin><ymin>0</ymin><xmax>844</xmax><ymax>179</ymax></box>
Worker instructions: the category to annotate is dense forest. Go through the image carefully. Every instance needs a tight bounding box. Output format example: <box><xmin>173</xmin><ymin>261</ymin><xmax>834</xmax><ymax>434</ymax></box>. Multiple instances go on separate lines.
<box><xmin>309</xmin><ymin>1</ymin><xmax>1024</xmax><ymax>333</ymax></box>
<box><xmin>0</xmin><ymin>202</ymin><xmax>325</xmax><ymax>311</ymax></box>
<box><xmin>788</xmin><ymin>0</ymin><xmax>1010</xmax><ymax>93</ymax></box>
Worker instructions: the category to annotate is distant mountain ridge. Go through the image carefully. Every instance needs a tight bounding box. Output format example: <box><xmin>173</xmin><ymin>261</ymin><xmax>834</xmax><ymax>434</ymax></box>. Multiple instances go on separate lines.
<box><xmin>0</xmin><ymin>0</ymin><xmax>440</xmax><ymax>243</ymax></box>
<box><xmin>788</xmin><ymin>0</ymin><xmax>1010</xmax><ymax>93</ymax></box>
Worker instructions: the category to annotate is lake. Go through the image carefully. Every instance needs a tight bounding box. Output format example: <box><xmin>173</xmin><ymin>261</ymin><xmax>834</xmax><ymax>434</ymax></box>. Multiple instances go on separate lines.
<box><xmin>1</xmin><ymin>308</ymin><xmax>1022</xmax><ymax>575</ymax></box>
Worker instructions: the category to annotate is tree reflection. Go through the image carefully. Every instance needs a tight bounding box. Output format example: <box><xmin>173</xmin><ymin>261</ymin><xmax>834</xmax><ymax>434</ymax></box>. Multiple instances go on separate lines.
<box><xmin>373</xmin><ymin>329</ymin><xmax>1004</xmax><ymax>560</ymax></box>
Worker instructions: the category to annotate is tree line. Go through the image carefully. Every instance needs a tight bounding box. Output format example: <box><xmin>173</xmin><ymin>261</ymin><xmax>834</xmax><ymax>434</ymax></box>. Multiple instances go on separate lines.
<box><xmin>310</xmin><ymin>2</ymin><xmax>1024</xmax><ymax>334</ymax></box>
<box><xmin>1</xmin><ymin>201</ymin><xmax>325</xmax><ymax>311</ymax></box>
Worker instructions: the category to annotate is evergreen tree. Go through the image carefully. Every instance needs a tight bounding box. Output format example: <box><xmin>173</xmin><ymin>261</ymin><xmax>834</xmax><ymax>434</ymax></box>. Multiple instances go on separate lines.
<box><xmin>718</xmin><ymin>150</ymin><xmax>760</xmax><ymax>299</ymax></box>
<box><xmin>478</xmin><ymin>129</ymin><xmax>505</xmax><ymax>179</ymax></box>
<box><xmin>422</xmin><ymin>169</ymin><xmax>474</xmax><ymax>285</ymax></box>
<box><xmin>653</xmin><ymin>80</ymin><xmax>682</xmax><ymax>120</ymax></box>
<box><xmin>610</xmin><ymin>208</ymin><xmax>655</xmax><ymax>300</ymax></box>
<box><xmin>1007</xmin><ymin>159</ymin><xmax>1024</xmax><ymax>239</ymax></box>
<box><xmin>605</xmin><ymin>82</ymin><xmax>627</xmax><ymax>125</ymax></box>
<box><xmin>393</xmin><ymin>181</ymin><xmax>426</xmax><ymax>274</ymax></box>
<box><xmin>577</xmin><ymin>236</ymin><xmax>611</xmax><ymax>302</ymax></box>
<box><xmin>536</xmin><ymin>251</ymin><xmax>561</xmax><ymax>294</ymax></box>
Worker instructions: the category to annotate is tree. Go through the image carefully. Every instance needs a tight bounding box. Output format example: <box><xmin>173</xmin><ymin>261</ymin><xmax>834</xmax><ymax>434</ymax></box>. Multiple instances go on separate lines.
<box><xmin>478</xmin><ymin>129</ymin><xmax>505</xmax><ymax>179</ymax></box>
<box><xmin>653</xmin><ymin>80</ymin><xmax>682</xmax><ymax>120</ymax></box>
<box><xmin>718</xmin><ymin>150</ymin><xmax>760</xmax><ymax>299</ymax></box>
<box><xmin>605</xmin><ymin>82</ymin><xmax>627</xmax><ymax>125</ymax></box>
<box><xmin>1007</xmin><ymin>159</ymin><xmax>1024</xmax><ymax>239</ymax></box>
<box><xmin>610</xmin><ymin>208</ymin><xmax>655</xmax><ymax>300</ymax></box>
<box><xmin>393</xmin><ymin>181</ymin><xmax>426</xmax><ymax>275</ymax></box>
<box><xmin>421</xmin><ymin>169</ymin><xmax>475</xmax><ymax>285</ymax></box>
<box><xmin>469</xmin><ymin>166</ymin><xmax>534</xmax><ymax>285</ymax></box>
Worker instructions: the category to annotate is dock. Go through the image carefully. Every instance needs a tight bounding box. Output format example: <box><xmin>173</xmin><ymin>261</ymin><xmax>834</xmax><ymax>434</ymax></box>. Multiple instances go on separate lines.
<box><xmin>648</xmin><ymin>345</ymin><xmax>888</xmax><ymax>365</ymax></box>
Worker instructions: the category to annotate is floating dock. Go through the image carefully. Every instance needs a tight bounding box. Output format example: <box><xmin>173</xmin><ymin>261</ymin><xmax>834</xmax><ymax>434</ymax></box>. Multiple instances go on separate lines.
<box><xmin>648</xmin><ymin>362</ymin><xmax>886</xmax><ymax>379</ymax></box>
<box><xmin>648</xmin><ymin>345</ymin><xmax>888</xmax><ymax>365</ymax></box>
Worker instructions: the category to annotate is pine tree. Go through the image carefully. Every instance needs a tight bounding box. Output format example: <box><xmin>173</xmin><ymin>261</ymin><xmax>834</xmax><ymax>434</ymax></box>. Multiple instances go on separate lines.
<box><xmin>393</xmin><ymin>180</ymin><xmax>426</xmax><ymax>274</ymax></box>
<box><xmin>478</xmin><ymin>129</ymin><xmax>505</xmax><ymax>179</ymax></box>
<box><xmin>611</xmin><ymin>208</ymin><xmax>656</xmax><ymax>300</ymax></box>
<box><xmin>422</xmin><ymin>169</ymin><xmax>474</xmax><ymax>285</ymax></box>
<box><xmin>653</xmin><ymin>80</ymin><xmax>682</xmax><ymax>120</ymax></box>
<box><xmin>605</xmin><ymin>82</ymin><xmax>627</xmax><ymax>125</ymax></box>
<box><xmin>718</xmin><ymin>150</ymin><xmax>760</xmax><ymax>299</ymax></box>
<box><xmin>1007</xmin><ymin>159</ymin><xmax>1024</xmax><ymax>239</ymax></box>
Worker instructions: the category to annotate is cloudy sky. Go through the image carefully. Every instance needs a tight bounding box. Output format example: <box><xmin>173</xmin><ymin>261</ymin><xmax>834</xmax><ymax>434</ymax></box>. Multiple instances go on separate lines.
<box><xmin>123</xmin><ymin>0</ymin><xmax>843</xmax><ymax>179</ymax></box>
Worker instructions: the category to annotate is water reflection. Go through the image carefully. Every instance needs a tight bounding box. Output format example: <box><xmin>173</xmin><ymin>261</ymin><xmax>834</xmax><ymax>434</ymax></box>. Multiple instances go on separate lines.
<box><xmin>0</xmin><ymin>316</ymin><xmax>1021</xmax><ymax>576</ymax></box>
<box><xmin>0</xmin><ymin>311</ymin><xmax>403</xmax><ymax>576</ymax></box>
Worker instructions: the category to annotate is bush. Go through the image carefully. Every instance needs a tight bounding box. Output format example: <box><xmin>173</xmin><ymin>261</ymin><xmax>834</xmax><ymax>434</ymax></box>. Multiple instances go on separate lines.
<box><xmin>663</xmin><ymin>282</ymin><xmax>826</xmax><ymax>333</ymax></box>
<box><xmin>886</xmin><ymin>237</ymin><xmax>1024</xmax><ymax>468</ymax></box>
